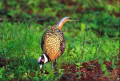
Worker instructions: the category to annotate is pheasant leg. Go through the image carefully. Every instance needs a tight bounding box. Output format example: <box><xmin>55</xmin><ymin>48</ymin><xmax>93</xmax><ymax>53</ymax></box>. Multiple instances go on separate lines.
<box><xmin>54</xmin><ymin>59</ymin><xmax>57</xmax><ymax>69</ymax></box>
<box><xmin>55</xmin><ymin>59</ymin><xmax>57</xmax><ymax>66</ymax></box>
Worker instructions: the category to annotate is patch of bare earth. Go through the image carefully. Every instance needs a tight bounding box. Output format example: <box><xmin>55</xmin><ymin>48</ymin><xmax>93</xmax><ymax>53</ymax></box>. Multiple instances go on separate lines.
<box><xmin>58</xmin><ymin>54</ymin><xmax>120</xmax><ymax>81</ymax></box>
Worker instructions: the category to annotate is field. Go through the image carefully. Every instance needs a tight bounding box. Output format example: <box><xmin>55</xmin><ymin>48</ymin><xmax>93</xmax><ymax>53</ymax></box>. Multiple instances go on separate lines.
<box><xmin>0</xmin><ymin>0</ymin><xmax>120</xmax><ymax>81</ymax></box>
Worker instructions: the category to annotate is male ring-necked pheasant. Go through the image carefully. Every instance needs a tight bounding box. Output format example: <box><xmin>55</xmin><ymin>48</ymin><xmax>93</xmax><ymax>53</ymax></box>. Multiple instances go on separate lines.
<box><xmin>38</xmin><ymin>17</ymin><xmax>72</xmax><ymax>69</ymax></box>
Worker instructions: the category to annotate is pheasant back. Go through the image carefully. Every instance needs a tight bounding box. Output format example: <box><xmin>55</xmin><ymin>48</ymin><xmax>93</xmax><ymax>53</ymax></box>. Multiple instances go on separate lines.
<box><xmin>41</xmin><ymin>25</ymin><xmax>65</xmax><ymax>61</ymax></box>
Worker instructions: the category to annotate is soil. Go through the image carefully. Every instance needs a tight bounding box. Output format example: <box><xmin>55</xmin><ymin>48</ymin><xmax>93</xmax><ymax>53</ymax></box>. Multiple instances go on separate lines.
<box><xmin>58</xmin><ymin>54</ymin><xmax>120</xmax><ymax>81</ymax></box>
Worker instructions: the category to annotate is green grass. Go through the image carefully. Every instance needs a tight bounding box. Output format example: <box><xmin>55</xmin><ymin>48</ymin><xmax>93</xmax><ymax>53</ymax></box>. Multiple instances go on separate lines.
<box><xmin>0</xmin><ymin>19</ymin><xmax>119</xmax><ymax>80</ymax></box>
<box><xmin>0</xmin><ymin>0</ymin><xmax>120</xmax><ymax>80</ymax></box>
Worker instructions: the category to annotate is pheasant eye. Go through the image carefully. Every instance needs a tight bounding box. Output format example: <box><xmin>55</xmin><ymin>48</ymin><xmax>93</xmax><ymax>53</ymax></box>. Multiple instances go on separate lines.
<box><xmin>40</xmin><ymin>59</ymin><xmax>44</xmax><ymax>62</ymax></box>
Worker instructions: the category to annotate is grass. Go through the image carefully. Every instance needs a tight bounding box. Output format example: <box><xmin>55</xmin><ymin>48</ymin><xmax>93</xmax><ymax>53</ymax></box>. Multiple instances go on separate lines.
<box><xmin>0</xmin><ymin>0</ymin><xmax>120</xmax><ymax>80</ymax></box>
<box><xmin>0</xmin><ymin>19</ymin><xmax>119</xmax><ymax>80</ymax></box>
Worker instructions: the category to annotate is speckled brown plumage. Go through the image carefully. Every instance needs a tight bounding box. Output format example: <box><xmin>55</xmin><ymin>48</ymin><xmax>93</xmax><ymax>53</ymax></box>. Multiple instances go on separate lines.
<box><xmin>41</xmin><ymin>25</ymin><xmax>65</xmax><ymax>61</ymax></box>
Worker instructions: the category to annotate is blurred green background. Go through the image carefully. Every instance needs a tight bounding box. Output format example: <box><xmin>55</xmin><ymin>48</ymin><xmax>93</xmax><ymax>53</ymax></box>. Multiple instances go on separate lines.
<box><xmin>0</xmin><ymin>0</ymin><xmax>119</xmax><ymax>36</ymax></box>
<box><xmin>0</xmin><ymin>0</ymin><xmax>119</xmax><ymax>81</ymax></box>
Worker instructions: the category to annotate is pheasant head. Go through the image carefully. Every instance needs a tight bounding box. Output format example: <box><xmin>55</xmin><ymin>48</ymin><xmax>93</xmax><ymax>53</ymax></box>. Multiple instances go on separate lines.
<box><xmin>38</xmin><ymin>54</ymin><xmax>48</xmax><ymax>69</ymax></box>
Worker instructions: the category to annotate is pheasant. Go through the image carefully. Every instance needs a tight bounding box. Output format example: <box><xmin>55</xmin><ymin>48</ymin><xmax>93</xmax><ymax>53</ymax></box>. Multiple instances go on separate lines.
<box><xmin>38</xmin><ymin>17</ymin><xmax>72</xmax><ymax>69</ymax></box>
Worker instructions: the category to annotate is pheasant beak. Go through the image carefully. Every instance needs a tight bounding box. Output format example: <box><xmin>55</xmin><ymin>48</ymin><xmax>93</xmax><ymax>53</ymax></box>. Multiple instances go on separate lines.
<box><xmin>40</xmin><ymin>64</ymin><xmax>42</xmax><ymax>69</ymax></box>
